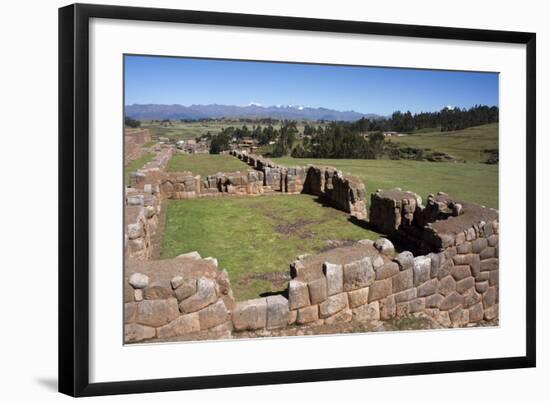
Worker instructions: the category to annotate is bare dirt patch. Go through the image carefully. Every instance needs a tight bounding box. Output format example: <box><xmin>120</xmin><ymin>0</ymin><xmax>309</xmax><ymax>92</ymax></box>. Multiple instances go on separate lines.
<box><xmin>273</xmin><ymin>219</ymin><xmax>316</xmax><ymax>238</ymax></box>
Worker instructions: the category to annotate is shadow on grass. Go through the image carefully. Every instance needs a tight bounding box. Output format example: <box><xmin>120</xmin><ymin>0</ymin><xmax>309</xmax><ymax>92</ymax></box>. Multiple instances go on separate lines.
<box><xmin>259</xmin><ymin>287</ymin><xmax>289</xmax><ymax>299</ymax></box>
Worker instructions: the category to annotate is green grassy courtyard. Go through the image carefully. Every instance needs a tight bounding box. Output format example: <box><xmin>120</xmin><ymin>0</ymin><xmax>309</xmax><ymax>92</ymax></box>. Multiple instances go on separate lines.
<box><xmin>167</xmin><ymin>154</ymin><xmax>247</xmax><ymax>176</ymax></box>
<box><xmin>161</xmin><ymin>195</ymin><xmax>379</xmax><ymax>300</ymax></box>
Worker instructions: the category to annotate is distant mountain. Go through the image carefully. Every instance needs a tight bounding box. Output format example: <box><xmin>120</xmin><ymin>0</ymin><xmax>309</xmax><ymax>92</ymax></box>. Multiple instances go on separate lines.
<box><xmin>124</xmin><ymin>104</ymin><xmax>382</xmax><ymax>122</ymax></box>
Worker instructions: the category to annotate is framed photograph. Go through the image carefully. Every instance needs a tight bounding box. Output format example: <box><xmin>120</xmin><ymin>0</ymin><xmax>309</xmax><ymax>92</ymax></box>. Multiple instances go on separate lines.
<box><xmin>58</xmin><ymin>3</ymin><xmax>536</xmax><ymax>397</ymax></box>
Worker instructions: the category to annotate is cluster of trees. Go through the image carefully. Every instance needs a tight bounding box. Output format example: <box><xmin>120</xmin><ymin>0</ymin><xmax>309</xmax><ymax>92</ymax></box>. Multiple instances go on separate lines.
<box><xmin>124</xmin><ymin>116</ymin><xmax>141</xmax><ymax>128</ymax></box>
<box><xmin>272</xmin><ymin>121</ymin><xmax>298</xmax><ymax>157</ymax></box>
<box><xmin>208</xmin><ymin>121</ymin><xmax>298</xmax><ymax>154</ymax></box>
<box><xmin>209</xmin><ymin>130</ymin><xmax>231</xmax><ymax>154</ymax></box>
<box><xmin>291</xmin><ymin>124</ymin><xmax>385</xmax><ymax>159</ymax></box>
<box><xmin>344</xmin><ymin>105</ymin><xmax>498</xmax><ymax>133</ymax></box>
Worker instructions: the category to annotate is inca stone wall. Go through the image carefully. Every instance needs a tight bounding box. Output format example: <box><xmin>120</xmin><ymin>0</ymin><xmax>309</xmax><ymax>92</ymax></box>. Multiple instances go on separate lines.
<box><xmin>228</xmin><ymin>150</ymin><xmax>368</xmax><ymax>220</ymax></box>
<box><xmin>124</xmin><ymin>146</ymin><xmax>499</xmax><ymax>343</ymax></box>
<box><xmin>124</xmin><ymin>128</ymin><xmax>151</xmax><ymax>166</ymax></box>
<box><xmin>125</xmin><ymin>147</ymin><xmax>171</xmax><ymax>259</ymax></box>
<box><xmin>124</xmin><ymin>231</ymin><xmax>499</xmax><ymax>342</ymax></box>
<box><xmin>125</xmin><ymin>185</ymin><xmax>161</xmax><ymax>260</ymax></box>
<box><xmin>124</xmin><ymin>254</ymin><xmax>235</xmax><ymax>342</ymax></box>
<box><xmin>128</xmin><ymin>149</ymin><xmax>368</xmax><ymax>221</ymax></box>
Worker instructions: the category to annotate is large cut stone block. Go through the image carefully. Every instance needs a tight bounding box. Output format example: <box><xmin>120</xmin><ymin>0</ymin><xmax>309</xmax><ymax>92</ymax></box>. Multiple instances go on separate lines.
<box><xmin>408</xmin><ymin>297</ymin><xmax>426</xmax><ymax>313</ymax></box>
<box><xmin>375</xmin><ymin>261</ymin><xmax>400</xmax><ymax>280</ymax></box>
<box><xmin>394</xmin><ymin>288</ymin><xmax>417</xmax><ymax>303</ymax></box>
<box><xmin>392</xmin><ymin>268</ymin><xmax>413</xmax><ymax>293</ymax></box>
<box><xmin>426</xmin><ymin>293</ymin><xmax>444</xmax><ymax>308</ymax></box>
<box><xmin>439</xmin><ymin>292</ymin><xmax>464</xmax><ymax>311</ymax></box>
<box><xmin>483</xmin><ymin>286</ymin><xmax>497</xmax><ymax>308</ymax></box>
<box><xmin>125</xmin><ymin>324</ymin><xmax>156</xmax><ymax>343</ymax></box>
<box><xmin>135</xmin><ymin>298</ymin><xmax>180</xmax><ymax>327</ymax></box>
<box><xmin>451</xmin><ymin>265</ymin><xmax>471</xmax><ymax>281</ymax></box>
<box><xmin>199</xmin><ymin>299</ymin><xmax>230</xmax><ymax>330</ymax></box>
<box><xmin>156</xmin><ymin>313</ymin><xmax>200</xmax><ymax>338</ymax></box>
<box><xmin>472</xmin><ymin>238</ymin><xmax>488</xmax><ymax>253</ymax></box>
<box><xmin>324</xmin><ymin>308</ymin><xmax>352</xmax><ymax>324</ymax></box>
<box><xmin>457</xmin><ymin>241</ymin><xmax>472</xmax><ymax>254</ymax></box>
<box><xmin>266</xmin><ymin>295</ymin><xmax>289</xmax><ymax>330</ymax></box>
<box><xmin>368</xmin><ymin>278</ymin><xmax>392</xmax><ymax>302</ymax></box>
<box><xmin>352</xmin><ymin>301</ymin><xmax>380</xmax><ymax>321</ymax></box>
<box><xmin>288</xmin><ymin>280</ymin><xmax>310</xmax><ymax>310</ymax></box>
<box><xmin>456</xmin><ymin>277</ymin><xmax>475</xmax><ymax>294</ymax></box>
<box><xmin>484</xmin><ymin>304</ymin><xmax>499</xmax><ymax>321</ymax></box>
<box><xmin>437</xmin><ymin>276</ymin><xmax>456</xmax><ymax>296</ymax></box>
<box><xmin>463</xmin><ymin>287</ymin><xmax>482</xmax><ymax>308</ymax></box>
<box><xmin>319</xmin><ymin>293</ymin><xmax>348</xmax><ymax>318</ymax></box>
<box><xmin>480</xmin><ymin>258</ymin><xmax>499</xmax><ymax>272</ymax></box>
<box><xmin>380</xmin><ymin>295</ymin><xmax>396</xmax><ymax>320</ymax></box>
<box><xmin>323</xmin><ymin>262</ymin><xmax>343</xmax><ymax>295</ymax></box>
<box><xmin>308</xmin><ymin>277</ymin><xmax>328</xmax><ymax>304</ymax></box>
<box><xmin>347</xmin><ymin>287</ymin><xmax>370</xmax><ymax>308</ymax></box>
<box><xmin>174</xmin><ymin>279</ymin><xmax>197</xmax><ymax>301</ymax></box>
<box><xmin>394</xmin><ymin>251</ymin><xmax>414</xmax><ymax>271</ymax></box>
<box><xmin>296</xmin><ymin>305</ymin><xmax>319</xmax><ymax>324</ymax></box>
<box><xmin>469</xmin><ymin>302</ymin><xmax>484</xmax><ymax>322</ymax></box>
<box><xmin>143</xmin><ymin>280</ymin><xmax>173</xmax><ymax>300</ymax></box>
<box><xmin>413</xmin><ymin>256</ymin><xmax>432</xmax><ymax>286</ymax></box>
<box><xmin>179</xmin><ymin>277</ymin><xmax>217</xmax><ymax>313</ymax></box>
<box><xmin>232</xmin><ymin>298</ymin><xmax>267</xmax><ymax>331</ymax></box>
<box><xmin>429</xmin><ymin>252</ymin><xmax>445</xmax><ymax>279</ymax></box>
<box><xmin>343</xmin><ymin>257</ymin><xmax>374</xmax><ymax>291</ymax></box>
<box><xmin>417</xmin><ymin>278</ymin><xmax>438</xmax><ymax>297</ymax></box>
<box><xmin>125</xmin><ymin>302</ymin><xmax>137</xmax><ymax>324</ymax></box>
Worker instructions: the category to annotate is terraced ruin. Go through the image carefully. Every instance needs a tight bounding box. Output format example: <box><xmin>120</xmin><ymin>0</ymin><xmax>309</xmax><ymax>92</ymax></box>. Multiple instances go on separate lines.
<box><xmin>124</xmin><ymin>142</ymin><xmax>499</xmax><ymax>344</ymax></box>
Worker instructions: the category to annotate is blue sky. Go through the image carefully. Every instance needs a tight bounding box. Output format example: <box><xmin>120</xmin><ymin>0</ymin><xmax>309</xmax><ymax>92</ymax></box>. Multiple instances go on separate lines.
<box><xmin>124</xmin><ymin>55</ymin><xmax>498</xmax><ymax>115</ymax></box>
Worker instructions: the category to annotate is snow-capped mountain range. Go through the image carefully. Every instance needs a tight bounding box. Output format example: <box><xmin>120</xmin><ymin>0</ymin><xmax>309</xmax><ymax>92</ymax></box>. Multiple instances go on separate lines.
<box><xmin>124</xmin><ymin>103</ymin><xmax>382</xmax><ymax>121</ymax></box>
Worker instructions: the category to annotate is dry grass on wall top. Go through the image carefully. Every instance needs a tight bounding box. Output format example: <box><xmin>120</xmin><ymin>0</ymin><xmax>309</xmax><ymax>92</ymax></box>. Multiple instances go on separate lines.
<box><xmin>160</xmin><ymin>194</ymin><xmax>380</xmax><ymax>301</ymax></box>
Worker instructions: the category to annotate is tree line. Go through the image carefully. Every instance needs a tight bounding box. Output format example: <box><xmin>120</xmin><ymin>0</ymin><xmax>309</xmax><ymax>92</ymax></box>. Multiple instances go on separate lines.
<box><xmin>291</xmin><ymin>124</ymin><xmax>385</xmax><ymax>159</ymax></box>
<box><xmin>346</xmin><ymin>105</ymin><xmax>498</xmax><ymax>133</ymax></box>
<box><xmin>124</xmin><ymin>116</ymin><xmax>141</xmax><ymax>128</ymax></box>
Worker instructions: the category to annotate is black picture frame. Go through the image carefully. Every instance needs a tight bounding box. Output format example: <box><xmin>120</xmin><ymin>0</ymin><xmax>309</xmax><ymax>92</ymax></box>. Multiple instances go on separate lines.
<box><xmin>58</xmin><ymin>3</ymin><xmax>536</xmax><ymax>397</ymax></box>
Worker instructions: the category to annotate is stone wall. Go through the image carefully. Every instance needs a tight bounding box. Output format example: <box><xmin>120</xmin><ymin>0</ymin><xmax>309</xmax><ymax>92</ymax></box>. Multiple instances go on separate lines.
<box><xmin>124</xmin><ymin>128</ymin><xmax>151</xmax><ymax>165</ymax></box>
<box><xmin>124</xmin><ymin>254</ymin><xmax>235</xmax><ymax>342</ymax></box>
<box><xmin>125</xmin><ymin>185</ymin><xmax>161</xmax><ymax>260</ymax></box>
<box><xmin>124</xmin><ymin>233</ymin><xmax>499</xmax><ymax>343</ymax></box>
<box><xmin>124</xmin><ymin>146</ymin><xmax>499</xmax><ymax>343</ymax></box>
<box><xmin>125</xmin><ymin>147</ymin><xmax>171</xmax><ymax>260</ymax></box>
<box><xmin>228</xmin><ymin>150</ymin><xmax>368</xmax><ymax>220</ymax></box>
<box><xmin>369</xmin><ymin>189</ymin><xmax>499</xmax><ymax>254</ymax></box>
<box><xmin>128</xmin><ymin>149</ymin><xmax>368</xmax><ymax>223</ymax></box>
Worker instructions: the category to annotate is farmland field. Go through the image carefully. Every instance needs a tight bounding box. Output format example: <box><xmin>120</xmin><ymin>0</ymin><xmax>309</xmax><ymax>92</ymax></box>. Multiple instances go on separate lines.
<box><xmin>160</xmin><ymin>195</ymin><xmax>379</xmax><ymax>300</ymax></box>
<box><xmin>140</xmin><ymin>121</ymin><xmax>229</xmax><ymax>141</ymax></box>
<box><xmin>140</xmin><ymin>120</ymin><xmax>325</xmax><ymax>142</ymax></box>
<box><xmin>388</xmin><ymin>123</ymin><xmax>498</xmax><ymax>163</ymax></box>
